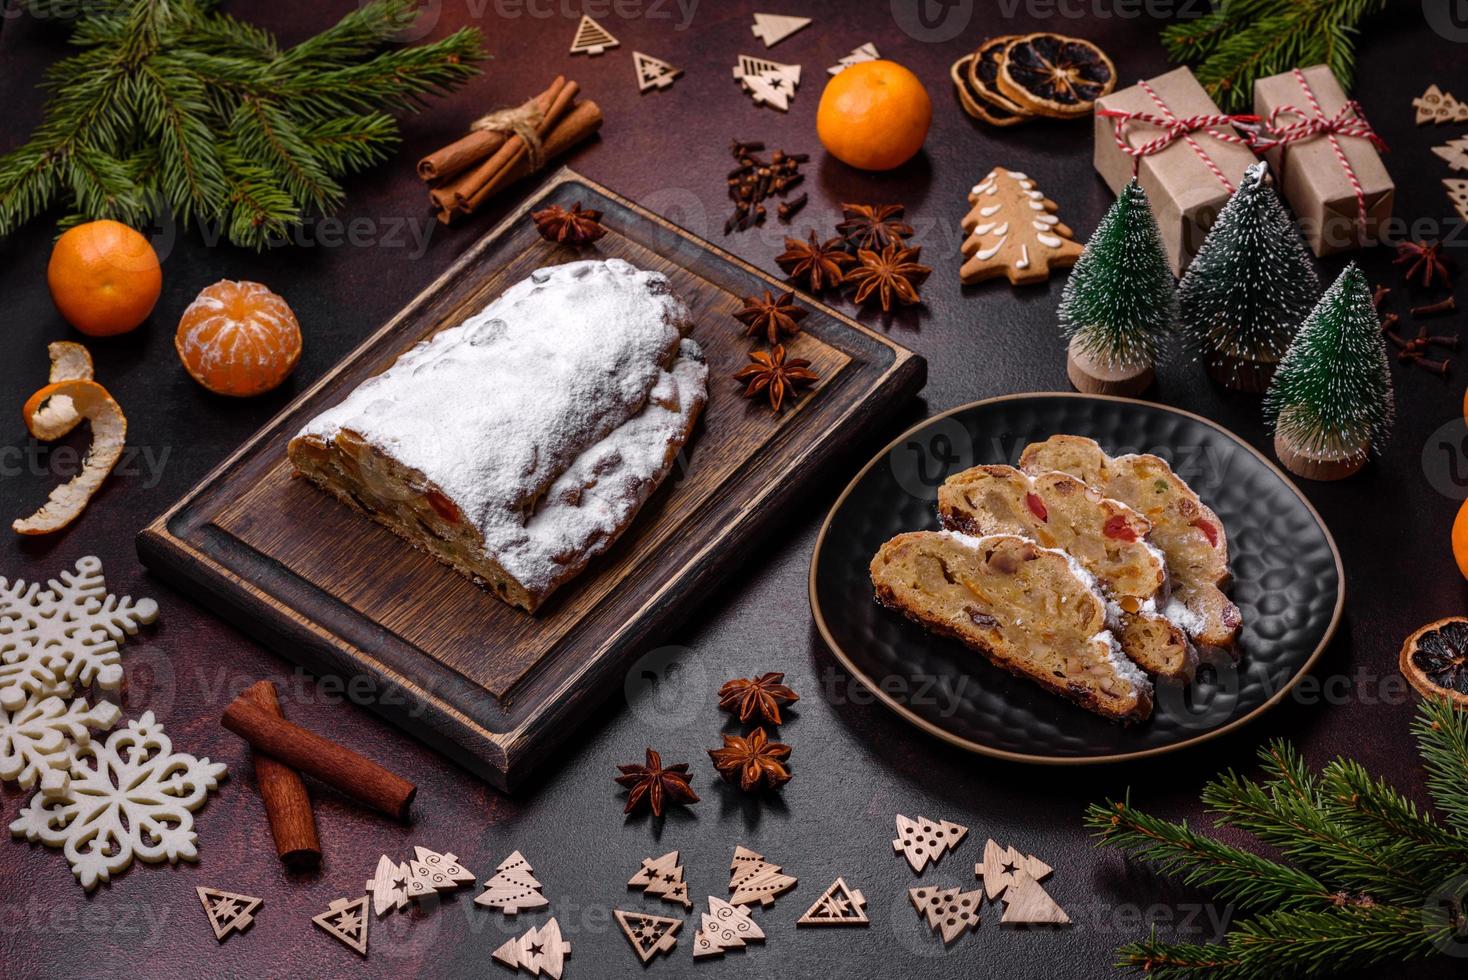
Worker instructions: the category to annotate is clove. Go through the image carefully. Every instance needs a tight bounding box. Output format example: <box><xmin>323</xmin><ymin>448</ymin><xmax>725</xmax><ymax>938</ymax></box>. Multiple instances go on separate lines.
<box><xmin>1412</xmin><ymin>296</ymin><xmax>1457</xmax><ymax>317</ymax></box>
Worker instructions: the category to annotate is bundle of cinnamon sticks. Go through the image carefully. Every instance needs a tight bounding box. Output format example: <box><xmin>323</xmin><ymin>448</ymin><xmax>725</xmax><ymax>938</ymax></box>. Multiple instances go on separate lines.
<box><xmin>419</xmin><ymin>75</ymin><xmax>602</xmax><ymax>223</ymax></box>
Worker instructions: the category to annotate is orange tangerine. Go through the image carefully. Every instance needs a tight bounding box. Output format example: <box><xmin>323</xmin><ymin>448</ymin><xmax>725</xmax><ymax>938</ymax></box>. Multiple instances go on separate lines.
<box><xmin>1455</xmin><ymin>498</ymin><xmax>1468</xmax><ymax>581</ymax></box>
<box><xmin>46</xmin><ymin>220</ymin><xmax>162</xmax><ymax>336</ymax></box>
<box><xmin>175</xmin><ymin>280</ymin><xmax>302</xmax><ymax>397</ymax></box>
<box><xmin>817</xmin><ymin>60</ymin><xmax>932</xmax><ymax>172</ymax></box>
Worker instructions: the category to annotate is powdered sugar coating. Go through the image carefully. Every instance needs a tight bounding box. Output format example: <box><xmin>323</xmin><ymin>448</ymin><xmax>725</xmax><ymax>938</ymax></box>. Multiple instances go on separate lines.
<box><xmin>300</xmin><ymin>258</ymin><xmax>690</xmax><ymax>521</ymax></box>
<box><xmin>495</xmin><ymin>340</ymin><xmax>707</xmax><ymax>592</ymax></box>
<box><xmin>296</xmin><ymin>259</ymin><xmax>705</xmax><ymax>597</ymax></box>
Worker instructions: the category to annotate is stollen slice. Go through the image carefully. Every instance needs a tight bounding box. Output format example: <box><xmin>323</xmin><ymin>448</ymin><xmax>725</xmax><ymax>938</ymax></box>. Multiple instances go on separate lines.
<box><xmin>870</xmin><ymin>531</ymin><xmax>1153</xmax><ymax>722</ymax></box>
<box><xmin>938</xmin><ymin>464</ymin><xmax>1193</xmax><ymax>680</ymax></box>
<box><xmin>1019</xmin><ymin>436</ymin><xmax>1240</xmax><ymax>650</ymax></box>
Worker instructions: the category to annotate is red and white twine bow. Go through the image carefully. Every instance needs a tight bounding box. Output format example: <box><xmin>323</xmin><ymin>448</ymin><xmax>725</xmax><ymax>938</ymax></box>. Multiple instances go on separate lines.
<box><xmin>1097</xmin><ymin>78</ymin><xmax>1259</xmax><ymax>192</ymax></box>
<box><xmin>1259</xmin><ymin>68</ymin><xmax>1388</xmax><ymax>231</ymax></box>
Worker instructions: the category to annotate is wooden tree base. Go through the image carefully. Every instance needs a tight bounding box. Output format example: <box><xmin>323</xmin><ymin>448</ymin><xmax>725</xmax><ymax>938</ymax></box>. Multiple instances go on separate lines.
<box><xmin>1273</xmin><ymin>431</ymin><xmax>1369</xmax><ymax>481</ymax></box>
<box><xmin>1205</xmin><ymin>350</ymin><xmax>1279</xmax><ymax>393</ymax></box>
<box><xmin>1066</xmin><ymin>339</ymin><xmax>1154</xmax><ymax>397</ymax></box>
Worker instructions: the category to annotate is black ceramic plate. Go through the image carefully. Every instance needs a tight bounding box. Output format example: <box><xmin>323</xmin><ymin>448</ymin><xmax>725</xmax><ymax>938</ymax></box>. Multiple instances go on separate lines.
<box><xmin>809</xmin><ymin>393</ymin><xmax>1344</xmax><ymax>763</ymax></box>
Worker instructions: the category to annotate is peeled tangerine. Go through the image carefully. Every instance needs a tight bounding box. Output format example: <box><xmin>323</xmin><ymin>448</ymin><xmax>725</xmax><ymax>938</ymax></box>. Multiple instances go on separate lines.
<box><xmin>176</xmin><ymin>280</ymin><xmax>302</xmax><ymax>397</ymax></box>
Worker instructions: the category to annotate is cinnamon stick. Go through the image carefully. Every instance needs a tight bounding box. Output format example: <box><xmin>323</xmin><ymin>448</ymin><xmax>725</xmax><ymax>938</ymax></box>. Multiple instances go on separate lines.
<box><xmin>241</xmin><ymin>680</ymin><xmax>321</xmax><ymax>867</ymax></box>
<box><xmin>221</xmin><ymin>694</ymin><xmax>417</xmax><ymax>822</ymax></box>
<box><xmin>449</xmin><ymin>77</ymin><xmax>566</xmax><ymax>212</ymax></box>
<box><xmin>459</xmin><ymin>80</ymin><xmax>580</xmax><ymax>213</ymax></box>
<box><xmin>435</xmin><ymin>100</ymin><xmax>603</xmax><ymax>224</ymax></box>
<box><xmin>417</xmin><ymin>129</ymin><xmax>506</xmax><ymax>183</ymax></box>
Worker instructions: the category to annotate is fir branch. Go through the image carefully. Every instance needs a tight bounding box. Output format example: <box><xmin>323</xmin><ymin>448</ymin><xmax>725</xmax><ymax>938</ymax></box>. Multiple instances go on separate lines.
<box><xmin>132</xmin><ymin>58</ymin><xmax>226</xmax><ymax>223</ymax></box>
<box><xmin>0</xmin><ymin>0</ymin><xmax>482</xmax><ymax>248</ymax></box>
<box><xmin>1320</xmin><ymin>757</ymin><xmax>1468</xmax><ymax>864</ymax></box>
<box><xmin>1202</xmin><ymin>757</ymin><xmax>1431</xmax><ymax>905</ymax></box>
<box><xmin>1092</xmin><ymin>700</ymin><xmax>1468</xmax><ymax>979</ymax></box>
<box><xmin>1160</xmin><ymin>0</ymin><xmax>1388</xmax><ymax>111</ymax></box>
<box><xmin>269</xmin><ymin>0</ymin><xmax>420</xmax><ymax>72</ymax></box>
<box><xmin>305</xmin><ymin>113</ymin><xmax>400</xmax><ymax>177</ymax></box>
<box><xmin>1085</xmin><ymin>797</ymin><xmax>1332</xmax><ymax>910</ymax></box>
<box><xmin>276</xmin><ymin>30</ymin><xmax>486</xmax><ymax>117</ymax></box>
<box><xmin>1414</xmin><ymin>697</ymin><xmax>1468</xmax><ymax>836</ymax></box>
<box><xmin>229</xmin><ymin>97</ymin><xmax>342</xmax><ymax>214</ymax></box>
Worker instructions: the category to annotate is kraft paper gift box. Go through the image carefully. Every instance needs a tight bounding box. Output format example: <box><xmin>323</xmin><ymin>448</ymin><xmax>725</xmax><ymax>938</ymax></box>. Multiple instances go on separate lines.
<box><xmin>1253</xmin><ymin>64</ymin><xmax>1393</xmax><ymax>256</ymax></box>
<box><xmin>1093</xmin><ymin>66</ymin><xmax>1258</xmax><ymax>277</ymax></box>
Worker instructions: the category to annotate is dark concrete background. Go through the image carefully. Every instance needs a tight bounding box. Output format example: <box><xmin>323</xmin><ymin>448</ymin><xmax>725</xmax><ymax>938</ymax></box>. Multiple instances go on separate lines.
<box><xmin>1</xmin><ymin>2</ymin><xmax>1464</xmax><ymax>977</ymax></box>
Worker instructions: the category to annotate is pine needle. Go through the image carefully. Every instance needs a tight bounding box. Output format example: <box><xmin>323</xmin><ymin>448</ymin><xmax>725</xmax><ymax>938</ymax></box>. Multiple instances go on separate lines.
<box><xmin>1090</xmin><ymin>700</ymin><xmax>1468</xmax><ymax>978</ymax></box>
<box><xmin>0</xmin><ymin>0</ymin><xmax>485</xmax><ymax>248</ymax></box>
<box><xmin>1160</xmin><ymin>0</ymin><xmax>1388</xmax><ymax>112</ymax></box>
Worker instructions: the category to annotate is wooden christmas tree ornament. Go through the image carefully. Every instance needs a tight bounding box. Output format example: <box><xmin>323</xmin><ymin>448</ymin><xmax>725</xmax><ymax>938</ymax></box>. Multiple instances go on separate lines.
<box><xmin>633</xmin><ymin>52</ymin><xmax>681</xmax><ymax>93</ymax></box>
<box><xmin>365</xmin><ymin>854</ymin><xmax>410</xmax><ymax>916</ymax></box>
<box><xmin>751</xmin><ymin>12</ymin><xmax>811</xmax><ymax>47</ymax></box>
<box><xmin>1066</xmin><ymin>337</ymin><xmax>1155</xmax><ymax>396</ymax></box>
<box><xmin>1414</xmin><ymin>84</ymin><xmax>1468</xmax><ymax>125</ymax></box>
<box><xmin>569</xmin><ymin>15</ymin><xmax>618</xmax><ymax>56</ymax></box>
<box><xmin>614</xmin><ymin>909</ymin><xmax>681</xmax><ymax>963</ymax></box>
<box><xmin>1432</xmin><ymin>137</ymin><xmax>1468</xmax><ymax>173</ymax></box>
<box><xmin>693</xmin><ymin>896</ymin><xmax>766</xmax><ymax>959</ymax></box>
<box><xmin>313</xmin><ymin>895</ymin><xmax>369</xmax><ymax>956</ymax></box>
<box><xmin>976</xmin><ymin>839</ymin><xmax>1052</xmax><ymax>900</ymax></box>
<box><xmin>891</xmin><ymin>814</ymin><xmax>968</xmax><ymax>873</ymax></box>
<box><xmin>828</xmin><ymin>42</ymin><xmax>879</xmax><ymax>75</ymax></box>
<box><xmin>493</xmin><ymin>917</ymin><xmax>572</xmax><ymax>978</ymax></box>
<box><xmin>728</xmin><ymin>845</ymin><xmax>798</xmax><ymax>906</ymax></box>
<box><xmin>405</xmin><ymin>855</ymin><xmax>455</xmax><ymax>899</ymax></box>
<box><xmin>414</xmin><ymin>846</ymin><xmax>475</xmax><ymax>887</ymax></box>
<box><xmin>1446</xmin><ymin>179</ymin><xmax>1468</xmax><ymax>225</ymax></box>
<box><xmin>197</xmin><ymin>886</ymin><xmax>261</xmax><ymax>941</ymax></box>
<box><xmin>733</xmin><ymin>56</ymin><xmax>801</xmax><ymax>111</ymax></box>
<box><xmin>908</xmin><ymin>885</ymin><xmax>982</xmax><ymax>944</ymax></box>
<box><xmin>475</xmin><ymin>851</ymin><xmax>551</xmax><ymax>915</ymax></box>
<box><xmin>628</xmin><ymin>851</ymin><xmax>693</xmax><ymax>910</ymax></box>
<box><xmin>797</xmin><ymin>878</ymin><xmax>869</xmax><ymax>926</ymax></box>
<box><xmin>1000</xmin><ymin>869</ymin><xmax>1070</xmax><ymax>925</ymax></box>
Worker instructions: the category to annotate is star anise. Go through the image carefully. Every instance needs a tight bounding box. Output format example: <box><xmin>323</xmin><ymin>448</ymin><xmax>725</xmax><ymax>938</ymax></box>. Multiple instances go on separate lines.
<box><xmin>708</xmin><ymin>727</ymin><xmax>792</xmax><ymax>792</ymax></box>
<box><xmin>718</xmin><ymin>672</ymin><xmax>799</xmax><ymax>724</ymax></box>
<box><xmin>614</xmin><ymin>747</ymin><xmax>699</xmax><ymax>817</ymax></box>
<box><xmin>1394</xmin><ymin>239</ymin><xmax>1453</xmax><ymax>288</ymax></box>
<box><xmin>733</xmin><ymin>344</ymin><xmax>819</xmax><ymax>413</ymax></box>
<box><xmin>845</xmin><ymin>241</ymin><xmax>931</xmax><ymax>311</ymax></box>
<box><xmin>836</xmin><ymin>203</ymin><xmax>914</xmax><ymax>252</ymax></box>
<box><xmin>733</xmin><ymin>289</ymin><xmax>808</xmax><ymax>344</ymax></box>
<box><xmin>776</xmin><ymin>231</ymin><xmax>855</xmax><ymax>292</ymax></box>
<box><xmin>531</xmin><ymin>202</ymin><xmax>606</xmax><ymax>245</ymax></box>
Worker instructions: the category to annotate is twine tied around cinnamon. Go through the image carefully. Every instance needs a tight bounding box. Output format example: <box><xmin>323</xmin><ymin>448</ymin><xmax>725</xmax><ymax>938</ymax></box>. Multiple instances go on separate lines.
<box><xmin>1097</xmin><ymin>78</ymin><xmax>1260</xmax><ymax>192</ymax></box>
<box><xmin>1258</xmin><ymin>67</ymin><xmax>1388</xmax><ymax>232</ymax></box>
<box><xmin>471</xmin><ymin>101</ymin><xmax>548</xmax><ymax>173</ymax></box>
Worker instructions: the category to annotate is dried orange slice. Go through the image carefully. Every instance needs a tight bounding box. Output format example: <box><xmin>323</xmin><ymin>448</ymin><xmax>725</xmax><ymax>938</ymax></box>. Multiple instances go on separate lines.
<box><xmin>176</xmin><ymin>280</ymin><xmax>302</xmax><ymax>397</ymax></box>
<box><xmin>996</xmin><ymin>33</ymin><xmax>1116</xmax><ymax>118</ymax></box>
<box><xmin>26</xmin><ymin>341</ymin><xmax>97</xmax><ymax>438</ymax></box>
<box><xmin>965</xmin><ymin>36</ymin><xmax>1030</xmax><ymax>124</ymax></box>
<box><xmin>15</xmin><ymin>378</ymin><xmax>126</xmax><ymax>535</ymax></box>
<box><xmin>1400</xmin><ymin>618</ymin><xmax>1468</xmax><ymax>706</ymax></box>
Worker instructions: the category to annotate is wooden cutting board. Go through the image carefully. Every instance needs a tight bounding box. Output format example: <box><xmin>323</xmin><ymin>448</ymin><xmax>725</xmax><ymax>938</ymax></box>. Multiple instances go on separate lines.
<box><xmin>137</xmin><ymin>169</ymin><xmax>925</xmax><ymax>791</ymax></box>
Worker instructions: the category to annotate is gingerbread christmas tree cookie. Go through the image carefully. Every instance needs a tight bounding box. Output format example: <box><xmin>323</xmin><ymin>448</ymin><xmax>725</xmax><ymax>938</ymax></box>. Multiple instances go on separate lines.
<box><xmin>961</xmin><ymin>168</ymin><xmax>1082</xmax><ymax>285</ymax></box>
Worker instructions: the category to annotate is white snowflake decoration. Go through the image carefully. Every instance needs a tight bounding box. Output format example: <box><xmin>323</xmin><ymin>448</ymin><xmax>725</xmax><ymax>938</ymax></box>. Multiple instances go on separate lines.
<box><xmin>0</xmin><ymin>556</ymin><xmax>158</xmax><ymax>710</ymax></box>
<box><xmin>10</xmin><ymin>711</ymin><xmax>227</xmax><ymax>890</ymax></box>
<box><xmin>0</xmin><ymin>693</ymin><xmax>119</xmax><ymax>792</ymax></box>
